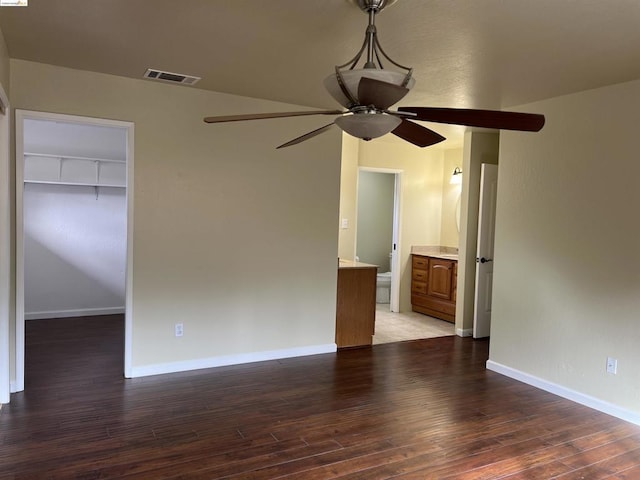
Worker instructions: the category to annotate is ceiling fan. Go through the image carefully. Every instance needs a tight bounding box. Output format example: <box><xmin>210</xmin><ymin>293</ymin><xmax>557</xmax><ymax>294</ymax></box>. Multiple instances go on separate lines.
<box><xmin>203</xmin><ymin>0</ymin><xmax>545</xmax><ymax>149</ymax></box>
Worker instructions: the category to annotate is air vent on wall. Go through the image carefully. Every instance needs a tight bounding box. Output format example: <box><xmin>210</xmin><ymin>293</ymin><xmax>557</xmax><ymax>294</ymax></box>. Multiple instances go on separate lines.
<box><xmin>143</xmin><ymin>69</ymin><xmax>201</xmax><ymax>86</ymax></box>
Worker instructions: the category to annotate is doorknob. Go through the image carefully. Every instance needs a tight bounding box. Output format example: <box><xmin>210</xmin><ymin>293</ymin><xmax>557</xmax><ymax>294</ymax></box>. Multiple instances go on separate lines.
<box><xmin>478</xmin><ymin>257</ymin><xmax>493</xmax><ymax>264</ymax></box>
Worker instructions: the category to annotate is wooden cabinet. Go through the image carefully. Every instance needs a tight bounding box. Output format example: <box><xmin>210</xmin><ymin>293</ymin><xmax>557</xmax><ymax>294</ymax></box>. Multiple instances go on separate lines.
<box><xmin>336</xmin><ymin>263</ymin><xmax>377</xmax><ymax>348</ymax></box>
<box><xmin>411</xmin><ymin>254</ymin><xmax>457</xmax><ymax>323</ymax></box>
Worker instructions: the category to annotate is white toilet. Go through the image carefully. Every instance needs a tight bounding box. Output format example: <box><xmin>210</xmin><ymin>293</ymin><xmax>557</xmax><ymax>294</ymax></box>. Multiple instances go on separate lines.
<box><xmin>376</xmin><ymin>271</ymin><xmax>392</xmax><ymax>303</ymax></box>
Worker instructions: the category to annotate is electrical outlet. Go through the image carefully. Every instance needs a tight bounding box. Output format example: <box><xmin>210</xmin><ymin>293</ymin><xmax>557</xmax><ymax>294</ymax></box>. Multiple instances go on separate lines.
<box><xmin>175</xmin><ymin>323</ymin><xmax>184</xmax><ymax>337</ymax></box>
<box><xmin>606</xmin><ymin>357</ymin><xmax>617</xmax><ymax>374</ymax></box>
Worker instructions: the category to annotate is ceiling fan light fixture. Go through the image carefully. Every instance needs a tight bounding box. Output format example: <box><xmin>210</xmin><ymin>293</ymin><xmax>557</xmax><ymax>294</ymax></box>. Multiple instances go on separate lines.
<box><xmin>202</xmin><ymin>0</ymin><xmax>545</xmax><ymax>149</ymax></box>
<box><xmin>335</xmin><ymin>112</ymin><xmax>401</xmax><ymax>140</ymax></box>
<box><xmin>326</xmin><ymin>0</ymin><xmax>414</xmax><ymax>109</ymax></box>
<box><xmin>324</xmin><ymin>69</ymin><xmax>415</xmax><ymax>108</ymax></box>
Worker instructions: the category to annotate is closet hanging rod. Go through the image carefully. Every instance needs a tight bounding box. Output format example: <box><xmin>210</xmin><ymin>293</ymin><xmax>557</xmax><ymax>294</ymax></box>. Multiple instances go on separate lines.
<box><xmin>23</xmin><ymin>180</ymin><xmax>125</xmax><ymax>188</ymax></box>
<box><xmin>23</xmin><ymin>152</ymin><xmax>126</xmax><ymax>164</ymax></box>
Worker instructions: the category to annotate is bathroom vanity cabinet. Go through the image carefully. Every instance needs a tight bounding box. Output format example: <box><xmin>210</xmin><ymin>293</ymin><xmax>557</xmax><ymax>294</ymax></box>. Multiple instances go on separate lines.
<box><xmin>336</xmin><ymin>260</ymin><xmax>377</xmax><ymax>348</ymax></box>
<box><xmin>411</xmin><ymin>254</ymin><xmax>457</xmax><ymax>323</ymax></box>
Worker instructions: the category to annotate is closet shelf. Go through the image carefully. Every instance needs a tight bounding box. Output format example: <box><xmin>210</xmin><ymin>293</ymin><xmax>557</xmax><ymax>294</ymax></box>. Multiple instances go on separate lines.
<box><xmin>24</xmin><ymin>180</ymin><xmax>125</xmax><ymax>188</ymax></box>
<box><xmin>23</xmin><ymin>152</ymin><xmax>127</xmax><ymax>188</ymax></box>
<box><xmin>24</xmin><ymin>152</ymin><xmax>126</xmax><ymax>163</ymax></box>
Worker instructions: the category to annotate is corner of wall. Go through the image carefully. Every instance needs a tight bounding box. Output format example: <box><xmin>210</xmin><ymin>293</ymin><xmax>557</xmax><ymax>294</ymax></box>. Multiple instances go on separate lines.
<box><xmin>338</xmin><ymin>133</ymin><xmax>359</xmax><ymax>260</ymax></box>
<box><xmin>455</xmin><ymin>132</ymin><xmax>499</xmax><ymax>334</ymax></box>
<box><xmin>0</xmin><ymin>26</ymin><xmax>10</xmax><ymax>97</ymax></box>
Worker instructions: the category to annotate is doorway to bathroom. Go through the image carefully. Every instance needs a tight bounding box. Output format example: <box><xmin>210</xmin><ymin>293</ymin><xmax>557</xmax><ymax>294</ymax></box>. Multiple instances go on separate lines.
<box><xmin>355</xmin><ymin>168</ymin><xmax>401</xmax><ymax>313</ymax></box>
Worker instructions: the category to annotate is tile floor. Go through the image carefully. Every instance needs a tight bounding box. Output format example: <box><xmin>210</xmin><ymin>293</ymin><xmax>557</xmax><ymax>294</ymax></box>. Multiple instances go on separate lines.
<box><xmin>373</xmin><ymin>303</ymin><xmax>455</xmax><ymax>344</ymax></box>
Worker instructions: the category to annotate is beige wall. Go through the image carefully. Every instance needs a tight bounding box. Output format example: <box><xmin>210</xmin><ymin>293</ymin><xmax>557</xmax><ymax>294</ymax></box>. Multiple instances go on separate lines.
<box><xmin>490</xmin><ymin>80</ymin><xmax>640</xmax><ymax>415</ymax></box>
<box><xmin>356</xmin><ymin>171</ymin><xmax>395</xmax><ymax>270</ymax></box>
<box><xmin>358</xmin><ymin>137</ymin><xmax>445</xmax><ymax>312</ymax></box>
<box><xmin>338</xmin><ymin>134</ymin><xmax>359</xmax><ymax>260</ymax></box>
<box><xmin>10</xmin><ymin>59</ymin><xmax>342</xmax><ymax>374</ymax></box>
<box><xmin>0</xmin><ymin>27</ymin><xmax>9</xmax><ymax>96</ymax></box>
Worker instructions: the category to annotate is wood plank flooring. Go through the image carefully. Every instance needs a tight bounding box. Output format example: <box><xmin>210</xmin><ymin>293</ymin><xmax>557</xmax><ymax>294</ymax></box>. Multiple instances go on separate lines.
<box><xmin>1</xmin><ymin>315</ymin><xmax>639</xmax><ymax>479</ymax></box>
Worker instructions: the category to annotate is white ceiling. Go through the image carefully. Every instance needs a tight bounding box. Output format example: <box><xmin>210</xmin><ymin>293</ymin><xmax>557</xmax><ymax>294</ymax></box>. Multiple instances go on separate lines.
<box><xmin>2</xmin><ymin>0</ymin><xmax>640</xmax><ymax>146</ymax></box>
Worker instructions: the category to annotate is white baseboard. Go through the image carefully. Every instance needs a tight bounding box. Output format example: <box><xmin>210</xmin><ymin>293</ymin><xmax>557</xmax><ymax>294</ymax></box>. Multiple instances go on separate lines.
<box><xmin>25</xmin><ymin>306</ymin><xmax>125</xmax><ymax>320</ymax></box>
<box><xmin>486</xmin><ymin>360</ymin><xmax>640</xmax><ymax>426</ymax></box>
<box><xmin>131</xmin><ymin>343</ymin><xmax>338</xmax><ymax>378</ymax></box>
<box><xmin>456</xmin><ymin>328</ymin><xmax>473</xmax><ymax>337</ymax></box>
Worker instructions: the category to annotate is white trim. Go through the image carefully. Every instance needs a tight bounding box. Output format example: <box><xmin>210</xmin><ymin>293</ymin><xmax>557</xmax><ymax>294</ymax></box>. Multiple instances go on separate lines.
<box><xmin>0</xmin><ymin>83</ymin><xmax>10</xmax><ymax>404</ymax></box>
<box><xmin>456</xmin><ymin>328</ymin><xmax>473</xmax><ymax>337</ymax></box>
<box><xmin>486</xmin><ymin>360</ymin><xmax>640</xmax><ymax>426</ymax></box>
<box><xmin>124</xmin><ymin>126</ymin><xmax>134</xmax><ymax>378</ymax></box>
<box><xmin>391</xmin><ymin>172</ymin><xmax>403</xmax><ymax>313</ymax></box>
<box><xmin>15</xmin><ymin>112</ymin><xmax>25</xmax><ymax>393</ymax></box>
<box><xmin>25</xmin><ymin>307</ymin><xmax>125</xmax><ymax>320</ymax></box>
<box><xmin>15</xmin><ymin>110</ymin><xmax>135</xmax><ymax>392</ymax></box>
<box><xmin>131</xmin><ymin>343</ymin><xmax>338</xmax><ymax>378</ymax></box>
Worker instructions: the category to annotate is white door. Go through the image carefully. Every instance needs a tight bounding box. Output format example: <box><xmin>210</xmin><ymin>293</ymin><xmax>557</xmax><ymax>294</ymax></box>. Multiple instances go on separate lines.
<box><xmin>473</xmin><ymin>163</ymin><xmax>498</xmax><ymax>338</ymax></box>
<box><xmin>389</xmin><ymin>172</ymin><xmax>401</xmax><ymax>313</ymax></box>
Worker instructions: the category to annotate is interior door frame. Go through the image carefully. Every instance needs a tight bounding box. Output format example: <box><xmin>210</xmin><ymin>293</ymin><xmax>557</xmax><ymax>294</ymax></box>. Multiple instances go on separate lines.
<box><xmin>472</xmin><ymin>163</ymin><xmax>498</xmax><ymax>338</ymax></box>
<box><xmin>355</xmin><ymin>167</ymin><xmax>403</xmax><ymax>313</ymax></box>
<box><xmin>14</xmin><ymin>110</ymin><xmax>135</xmax><ymax>393</ymax></box>
<box><xmin>0</xmin><ymin>83</ymin><xmax>10</xmax><ymax>403</ymax></box>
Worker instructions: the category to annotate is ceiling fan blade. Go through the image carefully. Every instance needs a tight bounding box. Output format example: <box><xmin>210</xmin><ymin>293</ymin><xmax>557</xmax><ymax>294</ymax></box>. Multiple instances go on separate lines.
<box><xmin>358</xmin><ymin>77</ymin><xmax>410</xmax><ymax>109</ymax></box>
<box><xmin>398</xmin><ymin>107</ymin><xmax>545</xmax><ymax>132</ymax></box>
<box><xmin>204</xmin><ymin>110</ymin><xmax>344</xmax><ymax>124</ymax></box>
<box><xmin>276</xmin><ymin>123</ymin><xmax>336</xmax><ymax>149</ymax></box>
<box><xmin>391</xmin><ymin>119</ymin><xmax>446</xmax><ymax>147</ymax></box>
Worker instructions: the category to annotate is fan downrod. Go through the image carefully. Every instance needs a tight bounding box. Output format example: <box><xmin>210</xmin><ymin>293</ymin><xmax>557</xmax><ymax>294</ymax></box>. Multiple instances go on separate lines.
<box><xmin>348</xmin><ymin>0</ymin><xmax>398</xmax><ymax>13</ymax></box>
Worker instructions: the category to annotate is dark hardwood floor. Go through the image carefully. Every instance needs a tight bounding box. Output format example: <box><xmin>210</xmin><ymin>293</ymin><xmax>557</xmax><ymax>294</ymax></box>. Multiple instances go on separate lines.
<box><xmin>1</xmin><ymin>316</ymin><xmax>639</xmax><ymax>479</ymax></box>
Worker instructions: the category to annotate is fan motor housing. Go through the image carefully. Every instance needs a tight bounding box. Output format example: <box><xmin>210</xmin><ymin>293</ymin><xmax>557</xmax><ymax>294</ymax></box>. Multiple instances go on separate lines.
<box><xmin>348</xmin><ymin>0</ymin><xmax>398</xmax><ymax>13</ymax></box>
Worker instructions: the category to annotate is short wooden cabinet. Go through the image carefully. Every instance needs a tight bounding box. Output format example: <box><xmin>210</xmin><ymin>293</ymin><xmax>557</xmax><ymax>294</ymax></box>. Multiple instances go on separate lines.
<box><xmin>336</xmin><ymin>264</ymin><xmax>377</xmax><ymax>348</ymax></box>
<box><xmin>411</xmin><ymin>254</ymin><xmax>457</xmax><ymax>323</ymax></box>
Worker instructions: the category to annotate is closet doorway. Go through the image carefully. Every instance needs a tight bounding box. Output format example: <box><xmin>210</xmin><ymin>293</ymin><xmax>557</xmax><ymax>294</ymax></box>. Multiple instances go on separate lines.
<box><xmin>14</xmin><ymin>110</ymin><xmax>134</xmax><ymax>392</ymax></box>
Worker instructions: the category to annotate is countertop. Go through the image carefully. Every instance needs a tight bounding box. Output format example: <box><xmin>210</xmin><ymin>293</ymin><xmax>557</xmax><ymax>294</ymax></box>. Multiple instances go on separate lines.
<box><xmin>338</xmin><ymin>259</ymin><xmax>378</xmax><ymax>269</ymax></box>
<box><xmin>411</xmin><ymin>246</ymin><xmax>459</xmax><ymax>261</ymax></box>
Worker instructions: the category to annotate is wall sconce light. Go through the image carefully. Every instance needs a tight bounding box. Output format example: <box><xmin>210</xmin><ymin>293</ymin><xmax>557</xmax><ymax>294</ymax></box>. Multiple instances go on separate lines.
<box><xmin>450</xmin><ymin>167</ymin><xmax>462</xmax><ymax>185</ymax></box>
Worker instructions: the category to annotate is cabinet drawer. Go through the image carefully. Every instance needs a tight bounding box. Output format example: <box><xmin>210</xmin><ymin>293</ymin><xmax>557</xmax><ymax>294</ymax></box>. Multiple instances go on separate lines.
<box><xmin>412</xmin><ymin>255</ymin><xmax>428</xmax><ymax>269</ymax></box>
<box><xmin>411</xmin><ymin>280</ymin><xmax>427</xmax><ymax>295</ymax></box>
<box><xmin>412</xmin><ymin>295</ymin><xmax>456</xmax><ymax>316</ymax></box>
<box><xmin>412</xmin><ymin>269</ymin><xmax>428</xmax><ymax>282</ymax></box>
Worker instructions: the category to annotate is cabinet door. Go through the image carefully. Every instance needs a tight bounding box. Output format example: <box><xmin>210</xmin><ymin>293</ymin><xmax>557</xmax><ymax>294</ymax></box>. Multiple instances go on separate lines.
<box><xmin>336</xmin><ymin>267</ymin><xmax>376</xmax><ymax>348</ymax></box>
<box><xmin>427</xmin><ymin>259</ymin><xmax>454</xmax><ymax>300</ymax></box>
